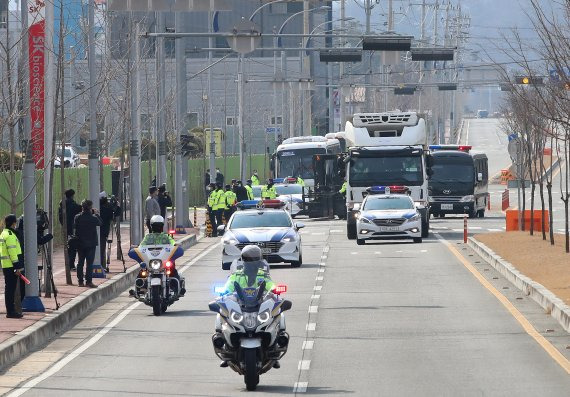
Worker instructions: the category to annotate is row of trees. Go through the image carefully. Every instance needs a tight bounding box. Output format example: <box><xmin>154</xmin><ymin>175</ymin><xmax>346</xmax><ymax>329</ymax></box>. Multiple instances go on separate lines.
<box><xmin>498</xmin><ymin>0</ymin><xmax>570</xmax><ymax>252</ymax></box>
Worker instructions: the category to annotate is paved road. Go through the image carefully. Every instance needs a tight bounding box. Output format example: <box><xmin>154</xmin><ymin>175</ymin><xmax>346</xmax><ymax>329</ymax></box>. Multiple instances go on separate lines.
<box><xmin>2</xmin><ymin>120</ymin><xmax>570</xmax><ymax>396</ymax></box>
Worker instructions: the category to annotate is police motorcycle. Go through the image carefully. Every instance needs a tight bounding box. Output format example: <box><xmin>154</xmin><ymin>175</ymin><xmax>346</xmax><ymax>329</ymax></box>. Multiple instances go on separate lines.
<box><xmin>128</xmin><ymin>215</ymin><xmax>186</xmax><ymax>316</ymax></box>
<box><xmin>209</xmin><ymin>246</ymin><xmax>292</xmax><ymax>391</ymax></box>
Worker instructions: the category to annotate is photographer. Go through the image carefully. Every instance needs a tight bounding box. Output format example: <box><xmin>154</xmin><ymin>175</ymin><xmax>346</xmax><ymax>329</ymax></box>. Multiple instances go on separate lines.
<box><xmin>157</xmin><ymin>184</ymin><xmax>172</xmax><ymax>220</ymax></box>
<box><xmin>58</xmin><ymin>189</ymin><xmax>81</xmax><ymax>271</ymax></box>
<box><xmin>73</xmin><ymin>200</ymin><xmax>102</xmax><ymax>288</ymax></box>
<box><xmin>99</xmin><ymin>192</ymin><xmax>121</xmax><ymax>272</ymax></box>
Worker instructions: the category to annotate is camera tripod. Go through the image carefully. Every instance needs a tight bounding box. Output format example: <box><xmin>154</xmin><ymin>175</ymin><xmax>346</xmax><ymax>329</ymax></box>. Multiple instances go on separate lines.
<box><xmin>39</xmin><ymin>242</ymin><xmax>60</xmax><ymax>310</ymax></box>
<box><xmin>107</xmin><ymin>216</ymin><xmax>126</xmax><ymax>272</ymax></box>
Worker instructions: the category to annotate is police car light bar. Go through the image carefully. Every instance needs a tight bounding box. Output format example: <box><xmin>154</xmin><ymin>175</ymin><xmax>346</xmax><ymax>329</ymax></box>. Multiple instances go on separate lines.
<box><xmin>367</xmin><ymin>185</ymin><xmax>410</xmax><ymax>195</ymax></box>
<box><xmin>429</xmin><ymin>145</ymin><xmax>472</xmax><ymax>152</ymax></box>
<box><xmin>261</xmin><ymin>200</ymin><xmax>286</xmax><ymax>208</ymax></box>
<box><xmin>273</xmin><ymin>178</ymin><xmax>286</xmax><ymax>184</ymax></box>
<box><xmin>237</xmin><ymin>200</ymin><xmax>286</xmax><ymax>210</ymax></box>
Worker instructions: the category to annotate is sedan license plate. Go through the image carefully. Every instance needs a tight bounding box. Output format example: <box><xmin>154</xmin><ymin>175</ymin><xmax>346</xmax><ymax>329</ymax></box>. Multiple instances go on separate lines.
<box><xmin>441</xmin><ymin>204</ymin><xmax>454</xmax><ymax>210</ymax></box>
<box><xmin>261</xmin><ymin>248</ymin><xmax>272</xmax><ymax>254</ymax></box>
<box><xmin>380</xmin><ymin>226</ymin><xmax>400</xmax><ymax>232</ymax></box>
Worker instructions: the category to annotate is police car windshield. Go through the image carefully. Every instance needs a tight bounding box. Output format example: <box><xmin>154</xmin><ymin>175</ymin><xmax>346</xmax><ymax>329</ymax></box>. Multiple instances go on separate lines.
<box><xmin>229</xmin><ymin>212</ymin><xmax>292</xmax><ymax>229</ymax></box>
<box><xmin>363</xmin><ymin>197</ymin><xmax>414</xmax><ymax>211</ymax></box>
<box><xmin>275</xmin><ymin>185</ymin><xmax>303</xmax><ymax>195</ymax></box>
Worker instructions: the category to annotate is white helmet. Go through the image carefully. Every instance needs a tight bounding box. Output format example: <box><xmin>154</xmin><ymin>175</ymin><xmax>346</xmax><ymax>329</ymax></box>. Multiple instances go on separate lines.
<box><xmin>150</xmin><ymin>215</ymin><xmax>164</xmax><ymax>224</ymax></box>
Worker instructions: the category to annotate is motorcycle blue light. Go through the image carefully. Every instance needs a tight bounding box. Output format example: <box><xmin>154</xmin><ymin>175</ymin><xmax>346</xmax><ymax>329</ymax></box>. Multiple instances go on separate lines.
<box><xmin>214</xmin><ymin>285</ymin><xmax>227</xmax><ymax>295</ymax></box>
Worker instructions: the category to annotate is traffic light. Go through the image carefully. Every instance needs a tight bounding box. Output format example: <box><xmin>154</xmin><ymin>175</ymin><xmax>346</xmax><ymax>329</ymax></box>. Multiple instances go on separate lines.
<box><xmin>514</xmin><ymin>76</ymin><xmax>543</xmax><ymax>85</ymax></box>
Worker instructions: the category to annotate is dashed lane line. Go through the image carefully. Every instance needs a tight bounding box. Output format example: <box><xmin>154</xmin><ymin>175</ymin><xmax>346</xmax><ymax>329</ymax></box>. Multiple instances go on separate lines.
<box><xmin>302</xmin><ymin>341</ymin><xmax>314</xmax><ymax>350</ymax></box>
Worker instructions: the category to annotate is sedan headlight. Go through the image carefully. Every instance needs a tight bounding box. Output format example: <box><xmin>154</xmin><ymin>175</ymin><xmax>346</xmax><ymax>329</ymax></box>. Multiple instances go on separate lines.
<box><xmin>223</xmin><ymin>233</ymin><xmax>238</xmax><ymax>245</ymax></box>
<box><xmin>407</xmin><ymin>214</ymin><xmax>420</xmax><ymax>222</ymax></box>
<box><xmin>459</xmin><ymin>195</ymin><xmax>474</xmax><ymax>202</ymax></box>
<box><xmin>230</xmin><ymin>311</ymin><xmax>243</xmax><ymax>324</ymax></box>
<box><xmin>257</xmin><ymin>310</ymin><xmax>271</xmax><ymax>324</ymax></box>
<box><xmin>149</xmin><ymin>260</ymin><xmax>162</xmax><ymax>270</ymax></box>
<box><xmin>359</xmin><ymin>217</ymin><xmax>372</xmax><ymax>224</ymax></box>
<box><xmin>282</xmin><ymin>234</ymin><xmax>297</xmax><ymax>242</ymax></box>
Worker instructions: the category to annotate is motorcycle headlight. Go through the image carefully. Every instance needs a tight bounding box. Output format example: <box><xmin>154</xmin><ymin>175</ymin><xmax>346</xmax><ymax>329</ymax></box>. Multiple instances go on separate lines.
<box><xmin>459</xmin><ymin>195</ymin><xmax>474</xmax><ymax>202</ymax></box>
<box><xmin>149</xmin><ymin>260</ymin><xmax>162</xmax><ymax>270</ymax></box>
<box><xmin>359</xmin><ymin>216</ymin><xmax>372</xmax><ymax>224</ymax></box>
<box><xmin>230</xmin><ymin>311</ymin><xmax>243</xmax><ymax>324</ymax></box>
<box><xmin>257</xmin><ymin>310</ymin><xmax>271</xmax><ymax>324</ymax></box>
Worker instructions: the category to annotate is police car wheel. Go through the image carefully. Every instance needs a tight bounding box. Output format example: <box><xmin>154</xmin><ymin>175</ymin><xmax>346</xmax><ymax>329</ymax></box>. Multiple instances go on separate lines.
<box><xmin>413</xmin><ymin>237</ymin><xmax>422</xmax><ymax>243</ymax></box>
<box><xmin>222</xmin><ymin>262</ymin><xmax>231</xmax><ymax>271</ymax></box>
<box><xmin>357</xmin><ymin>238</ymin><xmax>365</xmax><ymax>245</ymax></box>
<box><xmin>291</xmin><ymin>255</ymin><xmax>302</xmax><ymax>268</ymax></box>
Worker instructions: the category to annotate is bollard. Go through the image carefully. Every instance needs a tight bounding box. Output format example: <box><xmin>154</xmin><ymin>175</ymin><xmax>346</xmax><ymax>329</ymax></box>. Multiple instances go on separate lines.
<box><xmin>194</xmin><ymin>206</ymin><xmax>197</xmax><ymax>226</ymax></box>
<box><xmin>205</xmin><ymin>213</ymin><xmax>212</xmax><ymax>237</ymax></box>
<box><xmin>463</xmin><ymin>214</ymin><xmax>468</xmax><ymax>243</ymax></box>
<box><xmin>487</xmin><ymin>193</ymin><xmax>491</xmax><ymax>210</ymax></box>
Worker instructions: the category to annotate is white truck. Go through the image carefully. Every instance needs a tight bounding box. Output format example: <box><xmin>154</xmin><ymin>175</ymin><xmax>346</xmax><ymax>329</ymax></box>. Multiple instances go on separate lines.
<box><xmin>342</xmin><ymin>112</ymin><xmax>432</xmax><ymax>239</ymax></box>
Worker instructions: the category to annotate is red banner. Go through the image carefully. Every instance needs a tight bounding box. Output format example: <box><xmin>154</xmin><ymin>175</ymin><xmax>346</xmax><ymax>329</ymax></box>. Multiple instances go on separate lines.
<box><xmin>28</xmin><ymin>1</ymin><xmax>45</xmax><ymax>168</ymax></box>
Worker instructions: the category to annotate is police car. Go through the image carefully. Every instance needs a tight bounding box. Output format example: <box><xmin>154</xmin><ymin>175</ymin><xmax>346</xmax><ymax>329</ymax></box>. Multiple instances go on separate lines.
<box><xmin>273</xmin><ymin>177</ymin><xmax>305</xmax><ymax>218</ymax></box>
<box><xmin>356</xmin><ymin>186</ymin><xmax>423</xmax><ymax>245</ymax></box>
<box><xmin>218</xmin><ymin>200</ymin><xmax>304</xmax><ymax>270</ymax></box>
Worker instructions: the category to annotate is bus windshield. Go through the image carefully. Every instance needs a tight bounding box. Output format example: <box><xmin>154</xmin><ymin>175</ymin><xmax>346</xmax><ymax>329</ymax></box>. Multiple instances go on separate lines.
<box><xmin>431</xmin><ymin>156</ymin><xmax>474</xmax><ymax>183</ymax></box>
<box><xmin>349</xmin><ymin>155</ymin><xmax>423</xmax><ymax>187</ymax></box>
<box><xmin>276</xmin><ymin>148</ymin><xmax>326</xmax><ymax>179</ymax></box>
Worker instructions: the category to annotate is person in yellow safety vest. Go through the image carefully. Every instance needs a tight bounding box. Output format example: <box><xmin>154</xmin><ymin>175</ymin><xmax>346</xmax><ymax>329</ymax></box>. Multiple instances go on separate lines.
<box><xmin>296</xmin><ymin>176</ymin><xmax>305</xmax><ymax>186</ymax></box>
<box><xmin>245</xmin><ymin>179</ymin><xmax>254</xmax><ymax>200</ymax></box>
<box><xmin>213</xmin><ymin>183</ymin><xmax>226</xmax><ymax>229</ymax></box>
<box><xmin>1</xmin><ymin>214</ymin><xmax>25</xmax><ymax>318</ymax></box>
<box><xmin>206</xmin><ymin>183</ymin><xmax>219</xmax><ymax>237</ymax></box>
<box><xmin>261</xmin><ymin>179</ymin><xmax>277</xmax><ymax>199</ymax></box>
<box><xmin>224</xmin><ymin>184</ymin><xmax>237</xmax><ymax>221</ymax></box>
<box><xmin>339</xmin><ymin>179</ymin><xmax>347</xmax><ymax>195</ymax></box>
<box><xmin>251</xmin><ymin>170</ymin><xmax>260</xmax><ymax>186</ymax></box>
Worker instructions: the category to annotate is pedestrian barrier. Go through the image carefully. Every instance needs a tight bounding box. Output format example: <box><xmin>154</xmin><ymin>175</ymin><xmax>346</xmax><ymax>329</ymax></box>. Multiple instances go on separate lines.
<box><xmin>205</xmin><ymin>214</ymin><xmax>213</xmax><ymax>237</ymax></box>
<box><xmin>501</xmin><ymin>189</ymin><xmax>509</xmax><ymax>211</ymax></box>
<box><xmin>505</xmin><ymin>209</ymin><xmax>549</xmax><ymax>232</ymax></box>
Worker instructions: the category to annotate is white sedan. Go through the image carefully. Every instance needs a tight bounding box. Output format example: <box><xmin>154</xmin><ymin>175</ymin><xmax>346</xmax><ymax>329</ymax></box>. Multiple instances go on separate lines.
<box><xmin>54</xmin><ymin>146</ymin><xmax>80</xmax><ymax>168</ymax></box>
<box><xmin>356</xmin><ymin>194</ymin><xmax>422</xmax><ymax>245</ymax></box>
<box><xmin>219</xmin><ymin>208</ymin><xmax>304</xmax><ymax>270</ymax></box>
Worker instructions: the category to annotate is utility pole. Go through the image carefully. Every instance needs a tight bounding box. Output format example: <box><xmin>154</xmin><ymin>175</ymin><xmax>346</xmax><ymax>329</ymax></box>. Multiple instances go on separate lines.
<box><xmin>364</xmin><ymin>0</ymin><xmax>371</xmax><ymax>112</ymax></box>
<box><xmin>302</xmin><ymin>0</ymin><xmax>311</xmax><ymax>135</ymax></box>
<box><xmin>433</xmin><ymin>0</ymin><xmax>441</xmax><ymax>143</ymax></box>
<box><xmin>87</xmin><ymin>0</ymin><xmax>102</xmax><ymax>272</ymax></box>
<box><xmin>418</xmin><ymin>0</ymin><xmax>426</xmax><ymax>113</ymax></box>
<box><xmin>44</xmin><ymin>0</ymin><xmax>54</xmax><ymax>211</ymax></box>
<box><xmin>175</xmin><ymin>12</ymin><xmax>187</xmax><ymax>228</ymax></box>
<box><xmin>237</xmin><ymin>54</ymin><xmax>247</xmax><ymax>179</ymax></box>
<box><xmin>208</xmin><ymin>11</ymin><xmax>216</xmax><ymax>184</ymax></box>
<box><xmin>20</xmin><ymin>0</ymin><xmax>43</xmax><ymax>311</ymax></box>
<box><xmin>129</xmin><ymin>19</ymin><xmax>143</xmax><ymax>245</ymax></box>
<box><xmin>273</xmin><ymin>28</ymin><xmax>279</xmax><ymax>144</ymax></box>
<box><xmin>155</xmin><ymin>12</ymin><xmax>167</xmax><ymax>188</ymax></box>
<box><xmin>339</xmin><ymin>0</ymin><xmax>346</xmax><ymax>130</ymax></box>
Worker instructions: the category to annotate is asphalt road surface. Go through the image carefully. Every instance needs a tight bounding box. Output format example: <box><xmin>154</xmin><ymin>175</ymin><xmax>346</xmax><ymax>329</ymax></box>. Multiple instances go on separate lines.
<box><xmin>2</xmin><ymin>119</ymin><xmax>570</xmax><ymax>396</ymax></box>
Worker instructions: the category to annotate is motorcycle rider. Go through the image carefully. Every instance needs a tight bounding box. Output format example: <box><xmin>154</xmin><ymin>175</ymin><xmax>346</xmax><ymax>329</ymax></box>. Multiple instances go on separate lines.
<box><xmin>133</xmin><ymin>215</ymin><xmax>185</xmax><ymax>296</ymax></box>
<box><xmin>219</xmin><ymin>245</ymin><xmax>277</xmax><ymax>368</ymax></box>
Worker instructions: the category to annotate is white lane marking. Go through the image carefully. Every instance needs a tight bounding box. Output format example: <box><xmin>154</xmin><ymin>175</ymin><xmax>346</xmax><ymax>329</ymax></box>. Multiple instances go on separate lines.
<box><xmin>306</xmin><ymin>323</ymin><xmax>316</xmax><ymax>331</ymax></box>
<box><xmin>316</xmin><ymin>276</ymin><xmax>324</xmax><ymax>281</ymax></box>
<box><xmin>488</xmin><ymin>228</ymin><xmax>502</xmax><ymax>232</ymax></box>
<box><xmin>317</xmin><ymin>268</ymin><xmax>325</xmax><ymax>273</ymax></box>
<box><xmin>298</xmin><ymin>360</ymin><xmax>311</xmax><ymax>370</ymax></box>
<box><xmin>308</xmin><ymin>306</ymin><xmax>318</xmax><ymax>313</ymax></box>
<box><xmin>420</xmin><ymin>250</ymin><xmax>428</xmax><ymax>253</ymax></box>
<box><xmin>452</xmin><ymin>229</ymin><xmax>464</xmax><ymax>232</ymax></box>
<box><xmin>350</xmin><ymin>252</ymin><xmax>358</xmax><ymax>255</ymax></box>
<box><xmin>293</xmin><ymin>382</ymin><xmax>308</xmax><ymax>392</ymax></box>
<box><xmin>330</xmin><ymin>229</ymin><xmax>343</xmax><ymax>233</ymax></box>
<box><xmin>311</xmin><ymin>295</ymin><xmax>320</xmax><ymax>299</ymax></box>
<box><xmin>469</xmin><ymin>226</ymin><xmax>483</xmax><ymax>230</ymax></box>
<box><xmin>311</xmin><ymin>232</ymin><xmax>325</xmax><ymax>236</ymax></box>
<box><xmin>314</xmin><ymin>286</ymin><xmax>322</xmax><ymax>291</ymax></box>
<box><xmin>466</xmin><ymin>120</ymin><xmax>470</xmax><ymax>144</ymax></box>
<box><xmin>375</xmin><ymin>251</ymin><xmax>382</xmax><ymax>255</ymax></box>
<box><xmin>396</xmin><ymin>250</ymin><xmax>403</xmax><ymax>253</ymax></box>
<box><xmin>302</xmin><ymin>341</ymin><xmax>314</xmax><ymax>350</ymax></box>
<box><xmin>430</xmin><ymin>226</ymin><xmax>449</xmax><ymax>230</ymax></box>
<box><xmin>6</xmin><ymin>243</ymin><xmax>220</xmax><ymax>397</ymax></box>
<box><xmin>321</xmin><ymin>255</ymin><xmax>327</xmax><ymax>259</ymax></box>
<box><xmin>319</xmin><ymin>262</ymin><xmax>326</xmax><ymax>266</ymax></box>
<box><xmin>323</xmin><ymin>246</ymin><xmax>330</xmax><ymax>253</ymax></box>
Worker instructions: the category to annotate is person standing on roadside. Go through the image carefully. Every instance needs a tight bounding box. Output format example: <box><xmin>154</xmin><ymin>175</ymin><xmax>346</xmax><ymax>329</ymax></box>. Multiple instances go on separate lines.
<box><xmin>74</xmin><ymin>200</ymin><xmax>102</xmax><ymax>288</ymax></box>
<box><xmin>207</xmin><ymin>183</ymin><xmax>219</xmax><ymax>237</ymax></box>
<box><xmin>58</xmin><ymin>189</ymin><xmax>81</xmax><ymax>271</ymax></box>
<box><xmin>234</xmin><ymin>180</ymin><xmax>249</xmax><ymax>202</ymax></box>
<box><xmin>251</xmin><ymin>170</ymin><xmax>260</xmax><ymax>186</ymax></box>
<box><xmin>216</xmin><ymin>168</ymin><xmax>225</xmax><ymax>186</ymax></box>
<box><xmin>245</xmin><ymin>179</ymin><xmax>254</xmax><ymax>200</ymax></box>
<box><xmin>1</xmin><ymin>214</ymin><xmax>25</xmax><ymax>318</ymax></box>
<box><xmin>99</xmin><ymin>193</ymin><xmax>118</xmax><ymax>272</ymax></box>
<box><xmin>157</xmin><ymin>184</ymin><xmax>173</xmax><ymax>220</ymax></box>
<box><xmin>145</xmin><ymin>186</ymin><xmax>161</xmax><ymax>233</ymax></box>
<box><xmin>224</xmin><ymin>184</ymin><xmax>237</xmax><ymax>221</ymax></box>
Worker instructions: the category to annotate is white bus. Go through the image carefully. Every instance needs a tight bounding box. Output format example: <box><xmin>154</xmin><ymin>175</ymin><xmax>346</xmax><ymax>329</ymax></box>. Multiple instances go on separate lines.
<box><xmin>271</xmin><ymin>136</ymin><xmax>341</xmax><ymax>187</ymax></box>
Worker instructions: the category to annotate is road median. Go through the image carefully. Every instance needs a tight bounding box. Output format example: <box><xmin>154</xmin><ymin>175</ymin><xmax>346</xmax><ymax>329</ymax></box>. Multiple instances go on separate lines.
<box><xmin>468</xmin><ymin>232</ymin><xmax>570</xmax><ymax>333</ymax></box>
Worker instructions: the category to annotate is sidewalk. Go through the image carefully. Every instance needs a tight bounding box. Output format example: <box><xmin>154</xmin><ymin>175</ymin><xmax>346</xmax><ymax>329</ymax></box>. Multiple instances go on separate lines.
<box><xmin>0</xmin><ymin>209</ymin><xmax>206</xmax><ymax>347</ymax></box>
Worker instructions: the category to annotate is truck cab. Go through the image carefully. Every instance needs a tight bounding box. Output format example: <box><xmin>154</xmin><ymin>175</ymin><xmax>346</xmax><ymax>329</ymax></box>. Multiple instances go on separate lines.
<box><xmin>342</xmin><ymin>112</ymin><xmax>432</xmax><ymax>239</ymax></box>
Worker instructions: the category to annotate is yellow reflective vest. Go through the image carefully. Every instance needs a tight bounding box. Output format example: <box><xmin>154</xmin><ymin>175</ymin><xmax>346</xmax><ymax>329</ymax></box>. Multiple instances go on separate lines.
<box><xmin>225</xmin><ymin>191</ymin><xmax>237</xmax><ymax>208</ymax></box>
<box><xmin>339</xmin><ymin>181</ymin><xmax>347</xmax><ymax>194</ymax></box>
<box><xmin>0</xmin><ymin>228</ymin><xmax>22</xmax><ymax>269</ymax></box>
<box><xmin>261</xmin><ymin>185</ymin><xmax>277</xmax><ymax>199</ymax></box>
<box><xmin>296</xmin><ymin>177</ymin><xmax>305</xmax><ymax>186</ymax></box>
<box><xmin>245</xmin><ymin>185</ymin><xmax>254</xmax><ymax>200</ymax></box>
<box><xmin>207</xmin><ymin>190</ymin><xmax>217</xmax><ymax>209</ymax></box>
<box><xmin>213</xmin><ymin>189</ymin><xmax>226</xmax><ymax>210</ymax></box>
<box><xmin>251</xmin><ymin>175</ymin><xmax>260</xmax><ymax>186</ymax></box>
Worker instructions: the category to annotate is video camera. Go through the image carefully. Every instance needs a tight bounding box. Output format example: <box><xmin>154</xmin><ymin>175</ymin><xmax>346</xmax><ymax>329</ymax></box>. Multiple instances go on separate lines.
<box><xmin>17</xmin><ymin>207</ymin><xmax>53</xmax><ymax>246</ymax></box>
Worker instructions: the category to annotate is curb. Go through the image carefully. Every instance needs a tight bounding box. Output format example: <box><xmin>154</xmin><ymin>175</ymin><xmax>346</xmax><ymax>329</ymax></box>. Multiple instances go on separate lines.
<box><xmin>0</xmin><ymin>233</ymin><xmax>202</xmax><ymax>371</ymax></box>
<box><xmin>468</xmin><ymin>237</ymin><xmax>570</xmax><ymax>333</ymax></box>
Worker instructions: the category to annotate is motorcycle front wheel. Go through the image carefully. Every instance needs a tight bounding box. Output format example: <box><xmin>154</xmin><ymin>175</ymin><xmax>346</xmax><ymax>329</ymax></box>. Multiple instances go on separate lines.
<box><xmin>152</xmin><ymin>285</ymin><xmax>162</xmax><ymax>316</ymax></box>
<box><xmin>243</xmin><ymin>348</ymin><xmax>259</xmax><ymax>391</ymax></box>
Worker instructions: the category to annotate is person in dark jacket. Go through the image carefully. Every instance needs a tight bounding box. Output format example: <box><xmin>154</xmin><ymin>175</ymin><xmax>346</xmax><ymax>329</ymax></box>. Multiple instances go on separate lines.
<box><xmin>234</xmin><ymin>180</ymin><xmax>249</xmax><ymax>202</ymax></box>
<box><xmin>99</xmin><ymin>193</ymin><xmax>120</xmax><ymax>272</ymax></box>
<box><xmin>215</xmin><ymin>168</ymin><xmax>224</xmax><ymax>186</ymax></box>
<box><xmin>58</xmin><ymin>189</ymin><xmax>81</xmax><ymax>271</ymax></box>
<box><xmin>157</xmin><ymin>184</ymin><xmax>173</xmax><ymax>219</ymax></box>
<box><xmin>73</xmin><ymin>200</ymin><xmax>102</xmax><ymax>288</ymax></box>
